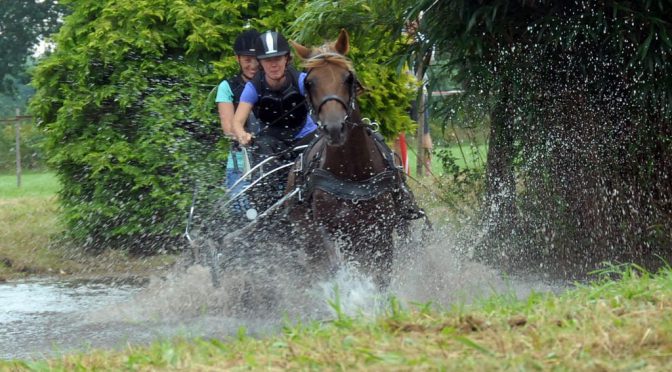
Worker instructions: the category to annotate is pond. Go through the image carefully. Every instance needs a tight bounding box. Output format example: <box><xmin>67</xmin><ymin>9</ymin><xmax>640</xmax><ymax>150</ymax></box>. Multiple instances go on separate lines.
<box><xmin>0</xmin><ymin>277</ymin><xmax>160</xmax><ymax>359</ymax></box>
<box><xmin>0</xmin><ymin>240</ymin><xmax>571</xmax><ymax>360</ymax></box>
<box><xmin>0</xmin><ymin>268</ymin><xmax>282</xmax><ymax>360</ymax></box>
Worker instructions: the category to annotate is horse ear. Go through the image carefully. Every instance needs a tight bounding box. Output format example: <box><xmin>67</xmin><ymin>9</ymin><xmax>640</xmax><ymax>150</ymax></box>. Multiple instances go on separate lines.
<box><xmin>334</xmin><ymin>28</ymin><xmax>350</xmax><ymax>55</ymax></box>
<box><xmin>290</xmin><ymin>40</ymin><xmax>311</xmax><ymax>60</ymax></box>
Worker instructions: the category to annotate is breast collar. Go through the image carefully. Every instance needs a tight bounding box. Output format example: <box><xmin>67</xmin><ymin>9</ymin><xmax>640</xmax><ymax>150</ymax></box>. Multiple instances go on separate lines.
<box><xmin>293</xmin><ymin>130</ymin><xmax>402</xmax><ymax>203</ymax></box>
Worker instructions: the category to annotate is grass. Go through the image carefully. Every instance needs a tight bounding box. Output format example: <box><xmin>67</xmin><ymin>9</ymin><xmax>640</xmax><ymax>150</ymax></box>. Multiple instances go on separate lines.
<box><xmin>0</xmin><ymin>172</ymin><xmax>174</xmax><ymax>280</ymax></box>
<box><xmin>2</xmin><ymin>264</ymin><xmax>670</xmax><ymax>370</ymax></box>
<box><xmin>404</xmin><ymin>142</ymin><xmax>488</xmax><ymax>178</ymax></box>
<box><xmin>0</xmin><ymin>172</ymin><xmax>64</xmax><ymax>279</ymax></box>
<box><xmin>0</xmin><ymin>171</ymin><xmax>60</xmax><ymax>198</ymax></box>
<box><xmin>1</xmin><ymin>174</ymin><xmax>671</xmax><ymax>370</ymax></box>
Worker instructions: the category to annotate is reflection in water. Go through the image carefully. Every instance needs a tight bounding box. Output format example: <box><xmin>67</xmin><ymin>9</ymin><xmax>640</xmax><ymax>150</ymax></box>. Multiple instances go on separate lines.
<box><xmin>0</xmin><ymin>226</ymin><xmax>570</xmax><ymax>360</ymax></box>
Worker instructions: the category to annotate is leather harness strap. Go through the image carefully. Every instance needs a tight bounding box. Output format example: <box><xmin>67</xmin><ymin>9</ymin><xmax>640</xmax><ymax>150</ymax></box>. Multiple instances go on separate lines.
<box><xmin>294</xmin><ymin>130</ymin><xmax>402</xmax><ymax>202</ymax></box>
<box><xmin>306</xmin><ymin>168</ymin><xmax>399</xmax><ymax>201</ymax></box>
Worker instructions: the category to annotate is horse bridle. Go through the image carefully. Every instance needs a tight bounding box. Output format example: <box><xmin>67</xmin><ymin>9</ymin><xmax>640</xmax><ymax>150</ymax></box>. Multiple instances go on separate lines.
<box><xmin>303</xmin><ymin>56</ymin><xmax>358</xmax><ymax>127</ymax></box>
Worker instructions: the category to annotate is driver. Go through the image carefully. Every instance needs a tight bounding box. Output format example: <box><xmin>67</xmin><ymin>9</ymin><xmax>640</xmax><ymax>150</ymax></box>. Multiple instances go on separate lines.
<box><xmin>215</xmin><ymin>29</ymin><xmax>261</xmax><ymax>216</ymax></box>
<box><xmin>230</xmin><ymin>30</ymin><xmax>318</xmax><ymax>210</ymax></box>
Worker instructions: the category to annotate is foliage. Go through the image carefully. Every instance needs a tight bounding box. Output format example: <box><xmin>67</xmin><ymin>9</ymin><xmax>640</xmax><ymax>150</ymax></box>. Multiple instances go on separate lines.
<box><xmin>0</xmin><ymin>79</ymin><xmax>33</xmax><ymax>117</ymax></box>
<box><xmin>431</xmin><ymin>146</ymin><xmax>485</xmax><ymax>221</ymax></box>
<box><xmin>404</xmin><ymin>0</ymin><xmax>672</xmax><ymax>270</ymax></box>
<box><xmin>30</xmin><ymin>0</ymin><xmax>301</xmax><ymax>252</ymax></box>
<box><xmin>290</xmin><ymin>0</ymin><xmax>417</xmax><ymax>139</ymax></box>
<box><xmin>0</xmin><ymin>0</ymin><xmax>62</xmax><ymax>95</ymax></box>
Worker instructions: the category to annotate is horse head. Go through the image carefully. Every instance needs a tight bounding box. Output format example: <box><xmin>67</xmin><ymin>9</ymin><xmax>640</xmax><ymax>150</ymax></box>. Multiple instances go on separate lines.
<box><xmin>292</xmin><ymin>29</ymin><xmax>362</xmax><ymax>146</ymax></box>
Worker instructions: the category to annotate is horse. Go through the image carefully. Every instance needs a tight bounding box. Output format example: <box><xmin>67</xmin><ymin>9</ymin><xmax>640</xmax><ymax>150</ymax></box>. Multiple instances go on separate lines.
<box><xmin>286</xmin><ymin>29</ymin><xmax>426</xmax><ymax>288</ymax></box>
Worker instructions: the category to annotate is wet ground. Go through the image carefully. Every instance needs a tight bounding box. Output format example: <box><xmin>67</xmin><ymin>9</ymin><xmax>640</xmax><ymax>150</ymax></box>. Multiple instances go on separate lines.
<box><xmin>0</xmin><ymin>227</ymin><xmax>571</xmax><ymax>360</ymax></box>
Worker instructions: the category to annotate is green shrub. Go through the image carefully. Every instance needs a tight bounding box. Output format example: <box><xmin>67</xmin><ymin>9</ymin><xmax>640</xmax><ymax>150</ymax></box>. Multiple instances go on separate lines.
<box><xmin>29</xmin><ymin>0</ymin><xmax>298</xmax><ymax>252</ymax></box>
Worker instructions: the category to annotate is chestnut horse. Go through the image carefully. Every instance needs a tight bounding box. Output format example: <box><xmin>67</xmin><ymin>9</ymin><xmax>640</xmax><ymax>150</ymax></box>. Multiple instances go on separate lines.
<box><xmin>287</xmin><ymin>30</ymin><xmax>425</xmax><ymax>287</ymax></box>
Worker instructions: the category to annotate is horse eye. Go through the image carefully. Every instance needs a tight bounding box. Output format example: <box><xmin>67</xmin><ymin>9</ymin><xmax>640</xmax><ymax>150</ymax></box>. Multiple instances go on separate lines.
<box><xmin>345</xmin><ymin>74</ymin><xmax>353</xmax><ymax>84</ymax></box>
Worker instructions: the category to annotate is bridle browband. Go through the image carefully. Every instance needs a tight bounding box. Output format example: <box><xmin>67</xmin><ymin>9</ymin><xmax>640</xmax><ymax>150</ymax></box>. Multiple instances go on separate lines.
<box><xmin>303</xmin><ymin>53</ymin><xmax>358</xmax><ymax>127</ymax></box>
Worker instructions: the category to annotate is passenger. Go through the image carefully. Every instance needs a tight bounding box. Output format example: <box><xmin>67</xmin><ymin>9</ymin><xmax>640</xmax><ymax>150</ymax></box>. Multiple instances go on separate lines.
<box><xmin>215</xmin><ymin>29</ymin><xmax>260</xmax><ymax>215</ymax></box>
<box><xmin>230</xmin><ymin>30</ymin><xmax>318</xmax><ymax>211</ymax></box>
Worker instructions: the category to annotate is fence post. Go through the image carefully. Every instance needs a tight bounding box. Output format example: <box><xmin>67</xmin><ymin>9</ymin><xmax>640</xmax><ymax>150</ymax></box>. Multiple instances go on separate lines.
<box><xmin>15</xmin><ymin>108</ymin><xmax>22</xmax><ymax>188</ymax></box>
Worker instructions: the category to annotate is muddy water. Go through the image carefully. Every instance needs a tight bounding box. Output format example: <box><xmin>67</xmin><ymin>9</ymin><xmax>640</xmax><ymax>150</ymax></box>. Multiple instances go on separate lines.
<box><xmin>0</xmin><ymin>278</ymin><xmax>145</xmax><ymax>359</ymax></box>
<box><xmin>0</xmin><ymin>269</ymin><xmax>285</xmax><ymax>360</ymax></box>
<box><xmin>0</xmin><ymin>226</ymin><xmax>571</xmax><ymax>360</ymax></box>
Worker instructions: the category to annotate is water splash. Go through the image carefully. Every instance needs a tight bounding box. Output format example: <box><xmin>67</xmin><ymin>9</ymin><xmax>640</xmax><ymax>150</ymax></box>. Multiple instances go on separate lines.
<box><xmin>317</xmin><ymin>264</ymin><xmax>383</xmax><ymax>318</ymax></box>
<box><xmin>0</xmin><ymin>221</ymin><xmax>570</xmax><ymax>359</ymax></box>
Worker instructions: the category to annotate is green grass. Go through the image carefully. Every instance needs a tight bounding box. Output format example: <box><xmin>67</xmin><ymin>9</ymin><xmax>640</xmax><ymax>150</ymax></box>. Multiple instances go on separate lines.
<box><xmin>1</xmin><ymin>173</ymin><xmax>670</xmax><ymax>370</ymax></box>
<box><xmin>0</xmin><ymin>196</ymin><xmax>65</xmax><ymax>278</ymax></box>
<box><xmin>2</xmin><ymin>265</ymin><xmax>671</xmax><ymax>370</ymax></box>
<box><xmin>441</xmin><ymin>143</ymin><xmax>488</xmax><ymax>170</ymax></box>
<box><xmin>405</xmin><ymin>143</ymin><xmax>488</xmax><ymax>177</ymax></box>
<box><xmin>0</xmin><ymin>171</ymin><xmax>60</xmax><ymax>198</ymax></box>
<box><xmin>0</xmin><ymin>171</ymin><xmax>174</xmax><ymax>280</ymax></box>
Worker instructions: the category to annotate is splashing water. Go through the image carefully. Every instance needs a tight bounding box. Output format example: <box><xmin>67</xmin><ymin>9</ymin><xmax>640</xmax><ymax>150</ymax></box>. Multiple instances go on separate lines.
<box><xmin>317</xmin><ymin>264</ymin><xmax>383</xmax><ymax>318</ymax></box>
<box><xmin>0</xmin><ymin>222</ymin><xmax>569</xmax><ymax>359</ymax></box>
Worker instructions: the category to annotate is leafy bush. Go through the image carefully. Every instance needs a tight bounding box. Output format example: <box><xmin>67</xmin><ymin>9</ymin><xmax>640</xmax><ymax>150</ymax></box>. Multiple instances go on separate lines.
<box><xmin>30</xmin><ymin>0</ymin><xmax>299</xmax><ymax>252</ymax></box>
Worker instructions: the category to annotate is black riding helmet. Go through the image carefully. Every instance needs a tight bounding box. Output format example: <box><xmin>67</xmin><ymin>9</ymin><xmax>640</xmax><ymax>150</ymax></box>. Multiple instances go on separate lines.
<box><xmin>255</xmin><ymin>31</ymin><xmax>290</xmax><ymax>60</ymax></box>
<box><xmin>233</xmin><ymin>29</ymin><xmax>260</xmax><ymax>56</ymax></box>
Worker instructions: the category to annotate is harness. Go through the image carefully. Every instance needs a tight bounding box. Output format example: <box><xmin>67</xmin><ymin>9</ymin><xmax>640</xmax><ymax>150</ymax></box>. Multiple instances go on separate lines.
<box><xmin>292</xmin><ymin>124</ymin><xmax>425</xmax><ymax>220</ymax></box>
<box><xmin>251</xmin><ymin>67</ymin><xmax>308</xmax><ymax>141</ymax></box>
<box><xmin>296</xmin><ymin>56</ymin><xmax>425</xmax><ymax>220</ymax></box>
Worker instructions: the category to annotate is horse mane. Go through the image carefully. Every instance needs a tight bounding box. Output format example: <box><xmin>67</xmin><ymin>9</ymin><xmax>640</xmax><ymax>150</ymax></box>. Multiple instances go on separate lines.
<box><xmin>301</xmin><ymin>44</ymin><xmax>354</xmax><ymax>72</ymax></box>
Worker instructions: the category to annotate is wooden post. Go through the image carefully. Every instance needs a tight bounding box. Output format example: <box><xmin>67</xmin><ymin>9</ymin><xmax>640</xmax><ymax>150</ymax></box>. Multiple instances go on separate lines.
<box><xmin>415</xmin><ymin>88</ymin><xmax>426</xmax><ymax>176</ymax></box>
<box><xmin>15</xmin><ymin>108</ymin><xmax>22</xmax><ymax>188</ymax></box>
<box><xmin>413</xmin><ymin>50</ymin><xmax>431</xmax><ymax>177</ymax></box>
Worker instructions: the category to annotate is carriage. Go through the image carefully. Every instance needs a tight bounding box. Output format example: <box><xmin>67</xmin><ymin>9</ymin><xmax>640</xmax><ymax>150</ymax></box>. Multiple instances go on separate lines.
<box><xmin>187</xmin><ymin>29</ymin><xmax>429</xmax><ymax>290</ymax></box>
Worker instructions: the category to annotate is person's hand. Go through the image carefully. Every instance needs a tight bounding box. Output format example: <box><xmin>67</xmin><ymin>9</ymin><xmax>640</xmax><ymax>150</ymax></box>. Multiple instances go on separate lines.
<box><xmin>234</xmin><ymin>130</ymin><xmax>252</xmax><ymax>146</ymax></box>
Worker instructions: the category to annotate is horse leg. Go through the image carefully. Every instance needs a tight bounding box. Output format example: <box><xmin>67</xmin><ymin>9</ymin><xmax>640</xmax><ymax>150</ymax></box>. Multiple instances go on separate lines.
<box><xmin>350</xmin><ymin>232</ymin><xmax>394</xmax><ymax>290</ymax></box>
<box><xmin>372</xmin><ymin>233</ymin><xmax>395</xmax><ymax>290</ymax></box>
<box><xmin>298</xmin><ymin>223</ymin><xmax>340</xmax><ymax>281</ymax></box>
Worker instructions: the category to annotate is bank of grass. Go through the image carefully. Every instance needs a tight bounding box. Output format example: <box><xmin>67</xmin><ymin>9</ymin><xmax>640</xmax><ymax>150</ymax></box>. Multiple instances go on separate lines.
<box><xmin>405</xmin><ymin>142</ymin><xmax>488</xmax><ymax>177</ymax></box>
<box><xmin>0</xmin><ymin>172</ymin><xmax>174</xmax><ymax>280</ymax></box>
<box><xmin>3</xmin><ymin>264</ymin><xmax>671</xmax><ymax>370</ymax></box>
<box><xmin>403</xmin><ymin>142</ymin><xmax>487</xmax><ymax>225</ymax></box>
